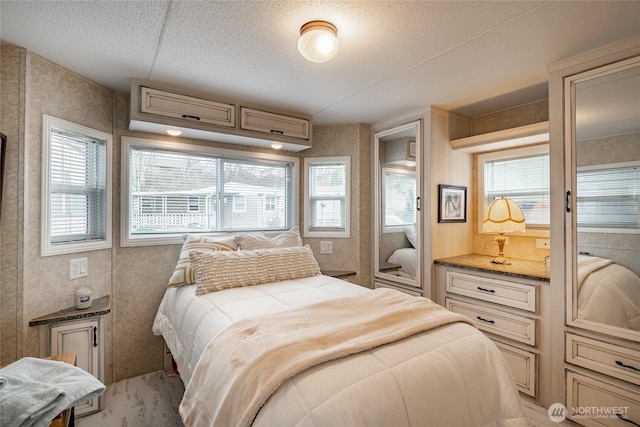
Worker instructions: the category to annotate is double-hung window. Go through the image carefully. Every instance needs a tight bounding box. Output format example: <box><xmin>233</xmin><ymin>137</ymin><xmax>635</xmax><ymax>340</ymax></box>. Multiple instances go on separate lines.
<box><xmin>304</xmin><ymin>156</ymin><xmax>350</xmax><ymax>238</ymax></box>
<box><xmin>382</xmin><ymin>168</ymin><xmax>416</xmax><ymax>231</ymax></box>
<box><xmin>577</xmin><ymin>162</ymin><xmax>640</xmax><ymax>232</ymax></box>
<box><xmin>41</xmin><ymin>115</ymin><xmax>112</xmax><ymax>256</ymax></box>
<box><xmin>478</xmin><ymin>145</ymin><xmax>550</xmax><ymax>235</ymax></box>
<box><xmin>121</xmin><ymin>137</ymin><xmax>298</xmax><ymax>246</ymax></box>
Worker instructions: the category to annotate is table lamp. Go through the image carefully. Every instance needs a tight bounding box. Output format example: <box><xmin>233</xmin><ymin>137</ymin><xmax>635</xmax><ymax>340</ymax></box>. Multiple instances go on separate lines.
<box><xmin>482</xmin><ymin>197</ymin><xmax>526</xmax><ymax>265</ymax></box>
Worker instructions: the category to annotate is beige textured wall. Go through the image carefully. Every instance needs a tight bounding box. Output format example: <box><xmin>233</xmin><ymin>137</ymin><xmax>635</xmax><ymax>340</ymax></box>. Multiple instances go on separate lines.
<box><xmin>300</xmin><ymin>124</ymin><xmax>372</xmax><ymax>288</ymax></box>
<box><xmin>470</xmin><ymin>100</ymin><xmax>550</xmax><ymax>262</ymax></box>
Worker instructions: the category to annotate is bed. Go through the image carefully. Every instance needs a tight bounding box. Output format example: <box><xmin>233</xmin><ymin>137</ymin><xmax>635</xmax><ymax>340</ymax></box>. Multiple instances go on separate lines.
<box><xmin>386</xmin><ymin>225</ymin><xmax>418</xmax><ymax>279</ymax></box>
<box><xmin>577</xmin><ymin>254</ymin><xmax>640</xmax><ymax>330</ymax></box>
<box><xmin>152</xmin><ymin>231</ymin><xmax>526</xmax><ymax>427</ymax></box>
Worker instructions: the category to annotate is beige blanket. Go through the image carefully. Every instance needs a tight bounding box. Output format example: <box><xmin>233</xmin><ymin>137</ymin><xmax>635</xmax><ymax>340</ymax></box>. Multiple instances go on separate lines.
<box><xmin>180</xmin><ymin>288</ymin><xmax>473</xmax><ymax>427</ymax></box>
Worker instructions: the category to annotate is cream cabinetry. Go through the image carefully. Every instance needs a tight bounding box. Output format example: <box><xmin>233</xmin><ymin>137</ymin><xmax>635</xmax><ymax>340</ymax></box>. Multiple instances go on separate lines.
<box><xmin>130</xmin><ymin>79</ymin><xmax>312</xmax><ymax>151</ymax></box>
<box><xmin>29</xmin><ymin>295</ymin><xmax>111</xmax><ymax>417</ymax></box>
<box><xmin>435</xmin><ymin>258</ymin><xmax>549</xmax><ymax>399</ymax></box>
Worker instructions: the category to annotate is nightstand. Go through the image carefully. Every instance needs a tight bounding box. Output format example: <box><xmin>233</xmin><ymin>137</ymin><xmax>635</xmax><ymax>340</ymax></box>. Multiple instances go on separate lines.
<box><xmin>321</xmin><ymin>270</ymin><xmax>356</xmax><ymax>282</ymax></box>
<box><xmin>379</xmin><ymin>262</ymin><xmax>401</xmax><ymax>276</ymax></box>
<box><xmin>29</xmin><ymin>295</ymin><xmax>111</xmax><ymax>417</ymax></box>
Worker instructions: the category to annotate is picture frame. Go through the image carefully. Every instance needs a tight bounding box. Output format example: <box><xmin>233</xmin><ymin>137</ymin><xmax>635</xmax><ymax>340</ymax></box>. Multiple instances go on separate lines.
<box><xmin>438</xmin><ymin>184</ymin><xmax>467</xmax><ymax>223</ymax></box>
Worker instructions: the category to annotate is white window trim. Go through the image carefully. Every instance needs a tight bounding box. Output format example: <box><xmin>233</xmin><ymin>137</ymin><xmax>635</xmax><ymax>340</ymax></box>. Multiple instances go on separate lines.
<box><xmin>577</xmin><ymin>160</ymin><xmax>640</xmax><ymax>234</ymax></box>
<box><xmin>121</xmin><ymin>136</ymin><xmax>299</xmax><ymax>247</ymax></box>
<box><xmin>304</xmin><ymin>156</ymin><xmax>351</xmax><ymax>238</ymax></box>
<box><xmin>41</xmin><ymin>115</ymin><xmax>112</xmax><ymax>257</ymax></box>
<box><xmin>477</xmin><ymin>144</ymin><xmax>550</xmax><ymax>238</ymax></box>
<box><xmin>382</xmin><ymin>167</ymin><xmax>416</xmax><ymax>233</ymax></box>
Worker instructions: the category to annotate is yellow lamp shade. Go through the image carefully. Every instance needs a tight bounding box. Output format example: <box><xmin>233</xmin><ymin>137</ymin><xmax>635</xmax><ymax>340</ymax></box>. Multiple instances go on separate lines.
<box><xmin>483</xmin><ymin>197</ymin><xmax>526</xmax><ymax>233</ymax></box>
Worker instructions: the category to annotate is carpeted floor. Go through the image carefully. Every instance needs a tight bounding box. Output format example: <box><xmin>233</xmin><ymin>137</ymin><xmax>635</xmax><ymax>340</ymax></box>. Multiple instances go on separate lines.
<box><xmin>77</xmin><ymin>371</ymin><xmax>576</xmax><ymax>426</ymax></box>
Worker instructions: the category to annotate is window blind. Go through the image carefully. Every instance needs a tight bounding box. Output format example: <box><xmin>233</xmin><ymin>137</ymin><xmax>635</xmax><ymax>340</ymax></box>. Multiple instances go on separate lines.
<box><xmin>308</xmin><ymin>162</ymin><xmax>346</xmax><ymax>231</ymax></box>
<box><xmin>484</xmin><ymin>153</ymin><xmax>550</xmax><ymax>226</ymax></box>
<box><xmin>577</xmin><ymin>164</ymin><xmax>639</xmax><ymax>228</ymax></box>
<box><xmin>49</xmin><ymin>128</ymin><xmax>107</xmax><ymax>243</ymax></box>
<box><xmin>129</xmin><ymin>147</ymin><xmax>293</xmax><ymax>234</ymax></box>
<box><xmin>384</xmin><ymin>170</ymin><xmax>416</xmax><ymax>227</ymax></box>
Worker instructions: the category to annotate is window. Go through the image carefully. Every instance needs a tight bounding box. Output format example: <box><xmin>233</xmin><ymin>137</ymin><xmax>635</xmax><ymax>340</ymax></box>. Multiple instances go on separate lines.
<box><xmin>382</xmin><ymin>168</ymin><xmax>416</xmax><ymax>231</ymax></box>
<box><xmin>304</xmin><ymin>156</ymin><xmax>350</xmax><ymax>238</ymax></box>
<box><xmin>478</xmin><ymin>145</ymin><xmax>549</xmax><ymax>234</ymax></box>
<box><xmin>41</xmin><ymin>115</ymin><xmax>112</xmax><ymax>256</ymax></box>
<box><xmin>121</xmin><ymin>137</ymin><xmax>298</xmax><ymax>246</ymax></box>
<box><xmin>265</xmin><ymin>195</ymin><xmax>276</xmax><ymax>211</ymax></box>
<box><xmin>577</xmin><ymin>162</ymin><xmax>640</xmax><ymax>232</ymax></box>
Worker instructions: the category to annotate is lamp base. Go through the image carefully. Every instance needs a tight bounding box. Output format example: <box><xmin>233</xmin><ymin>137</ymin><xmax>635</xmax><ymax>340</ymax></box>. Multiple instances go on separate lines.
<box><xmin>490</xmin><ymin>256</ymin><xmax>511</xmax><ymax>265</ymax></box>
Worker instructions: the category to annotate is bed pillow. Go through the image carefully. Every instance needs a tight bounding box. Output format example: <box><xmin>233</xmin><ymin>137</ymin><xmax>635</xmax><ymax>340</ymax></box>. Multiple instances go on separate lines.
<box><xmin>234</xmin><ymin>226</ymin><xmax>302</xmax><ymax>250</ymax></box>
<box><xmin>167</xmin><ymin>234</ymin><xmax>238</xmax><ymax>287</ymax></box>
<box><xmin>405</xmin><ymin>225</ymin><xmax>417</xmax><ymax>248</ymax></box>
<box><xmin>190</xmin><ymin>245</ymin><xmax>320</xmax><ymax>295</ymax></box>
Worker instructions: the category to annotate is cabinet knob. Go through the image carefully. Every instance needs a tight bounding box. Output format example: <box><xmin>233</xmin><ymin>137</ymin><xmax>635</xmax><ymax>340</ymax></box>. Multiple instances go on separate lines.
<box><xmin>93</xmin><ymin>327</ymin><xmax>98</xmax><ymax>348</ymax></box>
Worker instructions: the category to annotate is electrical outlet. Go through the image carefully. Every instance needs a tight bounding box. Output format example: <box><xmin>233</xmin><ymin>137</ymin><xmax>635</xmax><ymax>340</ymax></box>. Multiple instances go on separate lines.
<box><xmin>536</xmin><ymin>238</ymin><xmax>551</xmax><ymax>249</ymax></box>
<box><xmin>69</xmin><ymin>257</ymin><xmax>88</xmax><ymax>280</ymax></box>
<box><xmin>320</xmin><ymin>241</ymin><xmax>333</xmax><ymax>254</ymax></box>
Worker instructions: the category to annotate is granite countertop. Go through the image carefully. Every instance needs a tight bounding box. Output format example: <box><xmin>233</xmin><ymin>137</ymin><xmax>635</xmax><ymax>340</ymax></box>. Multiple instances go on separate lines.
<box><xmin>434</xmin><ymin>254</ymin><xmax>550</xmax><ymax>282</ymax></box>
<box><xmin>29</xmin><ymin>295</ymin><xmax>112</xmax><ymax>327</ymax></box>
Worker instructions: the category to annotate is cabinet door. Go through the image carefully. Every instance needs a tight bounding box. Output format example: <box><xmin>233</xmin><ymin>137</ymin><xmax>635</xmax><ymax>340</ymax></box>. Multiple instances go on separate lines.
<box><xmin>240</xmin><ymin>107</ymin><xmax>310</xmax><ymax>140</ymax></box>
<box><xmin>49</xmin><ymin>319</ymin><xmax>101</xmax><ymax>416</ymax></box>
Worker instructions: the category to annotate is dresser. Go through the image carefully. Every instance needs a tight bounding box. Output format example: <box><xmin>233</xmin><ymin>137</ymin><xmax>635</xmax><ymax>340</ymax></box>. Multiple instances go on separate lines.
<box><xmin>435</xmin><ymin>254</ymin><xmax>550</xmax><ymax>402</ymax></box>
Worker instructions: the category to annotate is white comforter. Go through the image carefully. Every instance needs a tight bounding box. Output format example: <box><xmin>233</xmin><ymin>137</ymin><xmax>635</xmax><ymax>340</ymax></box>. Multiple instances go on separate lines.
<box><xmin>153</xmin><ymin>276</ymin><xmax>526</xmax><ymax>426</ymax></box>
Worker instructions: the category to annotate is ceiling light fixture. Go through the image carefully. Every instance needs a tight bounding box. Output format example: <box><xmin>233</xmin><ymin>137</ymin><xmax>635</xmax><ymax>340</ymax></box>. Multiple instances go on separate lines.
<box><xmin>166</xmin><ymin>129</ymin><xmax>182</xmax><ymax>136</ymax></box>
<box><xmin>297</xmin><ymin>20</ymin><xmax>339</xmax><ymax>63</ymax></box>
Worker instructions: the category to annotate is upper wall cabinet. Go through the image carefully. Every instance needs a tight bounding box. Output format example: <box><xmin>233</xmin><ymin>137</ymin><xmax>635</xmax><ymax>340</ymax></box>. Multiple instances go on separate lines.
<box><xmin>129</xmin><ymin>79</ymin><xmax>312</xmax><ymax>152</ymax></box>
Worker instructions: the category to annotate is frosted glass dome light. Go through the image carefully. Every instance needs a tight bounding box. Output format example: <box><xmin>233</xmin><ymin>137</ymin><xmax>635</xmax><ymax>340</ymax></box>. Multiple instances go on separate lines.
<box><xmin>298</xmin><ymin>21</ymin><xmax>339</xmax><ymax>63</ymax></box>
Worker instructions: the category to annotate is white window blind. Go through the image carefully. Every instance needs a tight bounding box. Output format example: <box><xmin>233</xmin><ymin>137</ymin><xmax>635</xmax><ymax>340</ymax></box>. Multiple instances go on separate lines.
<box><xmin>482</xmin><ymin>150</ymin><xmax>550</xmax><ymax>227</ymax></box>
<box><xmin>42</xmin><ymin>116</ymin><xmax>112</xmax><ymax>256</ymax></box>
<box><xmin>577</xmin><ymin>163</ymin><xmax>640</xmax><ymax>229</ymax></box>
<box><xmin>383</xmin><ymin>169</ymin><xmax>416</xmax><ymax>228</ymax></box>
<box><xmin>128</xmin><ymin>146</ymin><xmax>293</xmax><ymax>235</ymax></box>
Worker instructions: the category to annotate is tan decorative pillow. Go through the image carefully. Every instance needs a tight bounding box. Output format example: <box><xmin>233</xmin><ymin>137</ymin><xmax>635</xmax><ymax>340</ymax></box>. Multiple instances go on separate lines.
<box><xmin>190</xmin><ymin>245</ymin><xmax>320</xmax><ymax>296</ymax></box>
<box><xmin>167</xmin><ymin>234</ymin><xmax>237</xmax><ymax>287</ymax></box>
<box><xmin>234</xmin><ymin>227</ymin><xmax>302</xmax><ymax>250</ymax></box>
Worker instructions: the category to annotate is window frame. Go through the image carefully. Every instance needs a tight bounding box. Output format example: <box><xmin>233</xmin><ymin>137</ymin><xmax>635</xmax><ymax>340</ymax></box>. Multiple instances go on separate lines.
<box><xmin>381</xmin><ymin>167</ymin><xmax>416</xmax><ymax>233</ymax></box>
<box><xmin>121</xmin><ymin>136</ymin><xmax>299</xmax><ymax>247</ymax></box>
<box><xmin>41</xmin><ymin>115</ymin><xmax>112</xmax><ymax>257</ymax></box>
<box><xmin>303</xmin><ymin>156</ymin><xmax>351</xmax><ymax>238</ymax></box>
<box><xmin>477</xmin><ymin>144</ymin><xmax>550</xmax><ymax>237</ymax></box>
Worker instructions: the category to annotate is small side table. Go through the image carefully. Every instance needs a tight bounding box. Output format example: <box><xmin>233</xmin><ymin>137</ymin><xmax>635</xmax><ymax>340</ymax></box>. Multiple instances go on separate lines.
<box><xmin>379</xmin><ymin>262</ymin><xmax>401</xmax><ymax>276</ymax></box>
<box><xmin>321</xmin><ymin>270</ymin><xmax>356</xmax><ymax>282</ymax></box>
<box><xmin>30</xmin><ymin>295</ymin><xmax>111</xmax><ymax>417</ymax></box>
<box><xmin>46</xmin><ymin>353</ymin><xmax>77</xmax><ymax>427</ymax></box>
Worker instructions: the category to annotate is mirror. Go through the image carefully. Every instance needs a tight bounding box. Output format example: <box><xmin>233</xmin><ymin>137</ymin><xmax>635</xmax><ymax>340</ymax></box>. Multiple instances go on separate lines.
<box><xmin>374</xmin><ymin>121</ymin><xmax>421</xmax><ymax>290</ymax></box>
<box><xmin>568</xmin><ymin>55</ymin><xmax>640</xmax><ymax>340</ymax></box>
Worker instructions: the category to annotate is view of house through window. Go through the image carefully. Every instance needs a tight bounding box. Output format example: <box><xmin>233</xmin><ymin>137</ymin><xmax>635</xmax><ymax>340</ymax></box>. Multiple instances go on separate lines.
<box><xmin>126</xmin><ymin>142</ymin><xmax>294</xmax><ymax>239</ymax></box>
<box><xmin>478</xmin><ymin>145</ymin><xmax>550</xmax><ymax>231</ymax></box>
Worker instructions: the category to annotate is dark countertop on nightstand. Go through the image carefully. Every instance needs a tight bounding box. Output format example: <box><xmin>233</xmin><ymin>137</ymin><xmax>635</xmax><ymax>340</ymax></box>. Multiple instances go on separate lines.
<box><xmin>434</xmin><ymin>254</ymin><xmax>550</xmax><ymax>282</ymax></box>
<box><xmin>29</xmin><ymin>295</ymin><xmax>112</xmax><ymax>327</ymax></box>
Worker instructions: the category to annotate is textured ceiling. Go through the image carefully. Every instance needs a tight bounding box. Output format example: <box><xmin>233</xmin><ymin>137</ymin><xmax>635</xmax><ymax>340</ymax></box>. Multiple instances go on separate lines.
<box><xmin>1</xmin><ymin>1</ymin><xmax>639</xmax><ymax>125</ymax></box>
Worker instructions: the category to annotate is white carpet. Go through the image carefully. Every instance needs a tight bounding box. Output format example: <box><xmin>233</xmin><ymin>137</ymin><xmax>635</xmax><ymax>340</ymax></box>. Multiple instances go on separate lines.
<box><xmin>77</xmin><ymin>370</ymin><xmax>575</xmax><ymax>426</ymax></box>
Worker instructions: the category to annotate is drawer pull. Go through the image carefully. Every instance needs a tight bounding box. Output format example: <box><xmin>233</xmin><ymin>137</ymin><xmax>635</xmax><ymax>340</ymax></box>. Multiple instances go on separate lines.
<box><xmin>617</xmin><ymin>414</ymin><xmax>640</xmax><ymax>426</ymax></box>
<box><xmin>270</xmin><ymin>129</ymin><xmax>285</xmax><ymax>135</ymax></box>
<box><xmin>615</xmin><ymin>360</ymin><xmax>640</xmax><ymax>372</ymax></box>
<box><xmin>93</xmin><ymin>326</ymin><xmax>98</xmax><ymax>348</ymax></box>
<box><xmin>477</xmin><ymin>287</ymin><xmax>495</xmax><ymax>293</ymax></box>
<box><xmin>476</xmin><ymin>316</ymin><xmax>495</xmax><ymax>324</ymax></box>
<box><xmin>181</xmin><ymin>114</ymin><xmax>201</xmax><ymax>120</ymax></box>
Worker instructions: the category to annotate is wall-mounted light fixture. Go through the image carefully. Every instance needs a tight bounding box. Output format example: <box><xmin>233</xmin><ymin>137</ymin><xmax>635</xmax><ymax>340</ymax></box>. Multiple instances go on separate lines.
<box><xmin>166</xmin><ymin>129</ymin><xmax>182</xmax><ymax>136</ymax></box>
<box><xmin>297</xmin><ymin>20</ymin><xmax>339</xmax><ymax>63</ymax></box>
<box><xmin>271</xmin><ymin>143</ymin><xmax>283</xmax><ymax>150</ymax></box>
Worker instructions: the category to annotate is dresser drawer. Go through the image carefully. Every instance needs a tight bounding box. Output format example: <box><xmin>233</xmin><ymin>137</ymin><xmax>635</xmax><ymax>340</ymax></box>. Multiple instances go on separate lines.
<box><xmin>240</xmin><ymin>107</ymin><xmax>310</xmax><ymax>140</ymax></box>
<box><xmin>494</xmin><ymin>341</ymin><xmax>537</xmax><ymax>397</ymax></box>
<box><xmin>566</xmin><ymin>333</ymin><xmax>640</xmax><ymax>386</ymax></box>
<box><xmin>141</xmin><ymin>87</ymin><xmax>235</xmax><ymax>128</ymax></box>
<box><xmin>567</xmin><ymin>370</ymin><xmax>640</xmax><ymax>426</ymax></box>
<box><xmin>445</xmin><ymin>271</ymin><xmax>536</xmax><ymax>312</ymax></box>
<box><xmin>446</xmin><ymin>298</ymin><xmax>536</xmax><ymax>346</ymax></box>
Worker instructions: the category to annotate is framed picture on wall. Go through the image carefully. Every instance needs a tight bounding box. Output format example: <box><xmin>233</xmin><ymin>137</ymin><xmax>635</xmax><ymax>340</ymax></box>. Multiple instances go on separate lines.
<box><xmin>438</xmin><ymin>184</ymin><xmax>467</xmax><ymax>223</ymax></box>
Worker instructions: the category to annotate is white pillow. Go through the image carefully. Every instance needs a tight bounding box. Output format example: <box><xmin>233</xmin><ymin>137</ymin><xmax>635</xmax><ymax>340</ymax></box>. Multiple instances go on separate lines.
<box><xmin>234</xmin><ymin>226</ymin><xmax>302</xmax><ymax>250</ymax></box>
<box><xmin>167</xmin><ymin>234</ymin><xmax>237</xmax><ymax>287</ymax></box>
<box><xmin>405</xmin><ymin>225</ymin><xmax>417</xmax><ymax>248</ymax></box>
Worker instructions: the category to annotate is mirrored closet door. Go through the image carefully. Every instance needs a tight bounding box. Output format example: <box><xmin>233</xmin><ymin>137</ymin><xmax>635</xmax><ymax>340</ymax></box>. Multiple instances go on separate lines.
<box><xmin>373</xmin><ymin>120</ymin><xmax>423</xmax><ymax>295</ymax></box>
<box><xmin>565</xmin><ymin>55</ymin><xmax>640</xmax><ymax>341</ymax></box>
